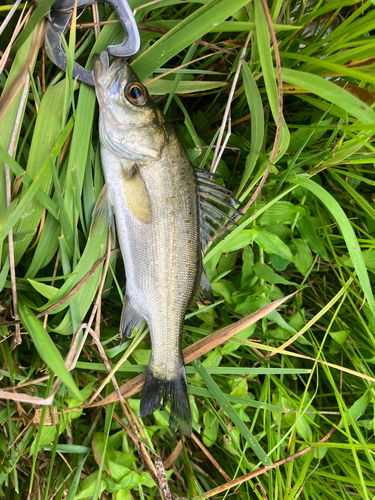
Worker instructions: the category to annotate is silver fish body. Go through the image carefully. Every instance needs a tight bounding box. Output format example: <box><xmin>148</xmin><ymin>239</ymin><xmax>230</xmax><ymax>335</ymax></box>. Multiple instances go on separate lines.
<box><xmin>93</xmin><ymin>52</ymin><xmax>207</xmax><ymax>435</ymax></box>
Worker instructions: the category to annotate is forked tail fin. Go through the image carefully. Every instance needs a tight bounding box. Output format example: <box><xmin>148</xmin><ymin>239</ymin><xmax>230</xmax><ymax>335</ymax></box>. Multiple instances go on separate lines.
<box><xmin>140</xmin><ymin>365</ymin><xmax>192</xmax><ymax>436</ymax></box>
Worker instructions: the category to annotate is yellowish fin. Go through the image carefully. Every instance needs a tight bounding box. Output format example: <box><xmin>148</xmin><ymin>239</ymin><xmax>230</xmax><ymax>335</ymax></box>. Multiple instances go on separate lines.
<box><xmin>122</xmin><ymin>169</ymin><xmax>152</xmax><ymax>223</ymax></box>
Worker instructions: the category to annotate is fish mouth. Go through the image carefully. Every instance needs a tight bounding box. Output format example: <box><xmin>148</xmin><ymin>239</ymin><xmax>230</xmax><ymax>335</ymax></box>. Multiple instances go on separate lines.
<box><xmin>92</xmin><ymin>51</ymin><xmax>110</xmax><ymax>82</ymax></box>
<box><xmin>92</xmin><ymin>51</ymin><xmax>126</xmax><ymax>90</ymax></box>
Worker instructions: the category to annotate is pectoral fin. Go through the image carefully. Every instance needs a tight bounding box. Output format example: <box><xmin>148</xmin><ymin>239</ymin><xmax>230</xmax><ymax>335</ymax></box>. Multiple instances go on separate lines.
<box><xmin>89</xmin><ymin>184</ymin><xmax>115</xmax><ymax>240</ymax></box>
<box><xmin>122</xmin><ymin>168</ymin><xmax>152</xmax><ymax>223</ymax></box>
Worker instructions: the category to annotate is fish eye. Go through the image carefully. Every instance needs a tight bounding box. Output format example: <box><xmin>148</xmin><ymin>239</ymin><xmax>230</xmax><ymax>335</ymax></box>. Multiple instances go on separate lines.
<box><xmin>126</xmin><ymin>83</ymin><xmax>148</xmax><ymax>106</ymax></box>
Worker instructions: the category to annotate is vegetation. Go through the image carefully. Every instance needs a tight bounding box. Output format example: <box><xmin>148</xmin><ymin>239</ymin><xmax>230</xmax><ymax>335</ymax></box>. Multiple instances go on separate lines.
<box><xmin>1</xmin><ymin>0</ymin><xmax>375</xmax><ymax>498</ymax></box>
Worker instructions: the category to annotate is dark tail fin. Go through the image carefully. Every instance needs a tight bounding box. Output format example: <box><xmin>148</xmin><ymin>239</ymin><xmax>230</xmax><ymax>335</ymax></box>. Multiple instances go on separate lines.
<box><xmin>140</xmin><ymin>365</ymin><xmax>192</xmax><ymax>436</ymax></box>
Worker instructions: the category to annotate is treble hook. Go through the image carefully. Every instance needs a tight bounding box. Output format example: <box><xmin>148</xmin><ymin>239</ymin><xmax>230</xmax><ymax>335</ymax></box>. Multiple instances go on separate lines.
<box><xmin>44</xmin><ymin>0</ymin><xmax>140</xmax><ymax>85</ymax></box>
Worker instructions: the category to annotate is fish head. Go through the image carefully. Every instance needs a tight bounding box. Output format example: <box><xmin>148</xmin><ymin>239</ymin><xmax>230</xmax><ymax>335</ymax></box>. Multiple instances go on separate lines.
<box><xmin>93</xmin><ymin>52</ymin><xmax>166</xmax><ymax>162</ymax></box>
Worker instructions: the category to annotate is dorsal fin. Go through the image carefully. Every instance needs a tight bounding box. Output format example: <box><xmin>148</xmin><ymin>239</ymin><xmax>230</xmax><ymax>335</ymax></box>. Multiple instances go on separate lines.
<box><xmin>196</xmin><ymin>168</ymin><xmax>242</xmax><ymax>253</ymax></box>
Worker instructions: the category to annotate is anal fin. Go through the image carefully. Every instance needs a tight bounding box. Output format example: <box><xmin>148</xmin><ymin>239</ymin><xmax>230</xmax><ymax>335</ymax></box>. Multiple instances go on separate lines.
<box><xmin>190</xmin><ymin>266</ymin><xmax>215</xmax><ymax>307</ymax></box>
<box><xmin>120</xmin><ymin>294</ymin><xmax>145</xmax><ymax>340</ymax></box>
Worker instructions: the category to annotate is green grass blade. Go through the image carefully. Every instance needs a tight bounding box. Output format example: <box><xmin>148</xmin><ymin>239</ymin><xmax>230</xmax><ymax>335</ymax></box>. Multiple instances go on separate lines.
<box><xmin>132</xmin><ymin>0</ymin><xmax>251</xmax><ymax>81</ymax></box>
<box><xmin>18</xmin><ymin>297</ymin><xmax>81</xmax><ymax>399</ymax></box>
<box><xmin>291</xmin><ymin>177</ymin><xmax>375</xmax><ymax>319</ymax></box>
<box><xmin>238</xmin><ymin>63</ymin><xmax>264</xmax><ymax>193</ymax></box>
<box><xmin>281</xmin><ymin>68</ymin><xmax>375</xmax><ymax>124</ymax></box>
<box><xmin>254</xmin><ymin>0</ymin><xmax>290</xmax><ymax>160</ymax></box>
<box><xmin>13</xmin><ymin>79</ymin><xmax>67</xmax><ymax>263</ymax></box>
<box><xmin>193</xmin><ymin>359</ymin><xmax>272</xmax><ymax>466</ymax></box>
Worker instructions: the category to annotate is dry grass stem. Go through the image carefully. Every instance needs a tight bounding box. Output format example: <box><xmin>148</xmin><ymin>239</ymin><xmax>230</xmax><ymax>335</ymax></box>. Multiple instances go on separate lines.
<box><xmin>191</xmin><ymin>433</ymin><xmax>231</xmax><ymax>482</ymax></box>
<box><xmin>0</xmin><ymin>0</ymin><xmax>23</xmax><ymax>37</ymax></box>
<box><xmin>156</xmin><ymin>456</ymin><xmax>174</xmax><ymax>500</ymax></box>
<box><xmin>91</xmin><ymin>3</ymin><xmax>100</xmax><ymax>39</ymax></box>
<box><xmin>253</xmin><ymin>279</ymin><xmax>350</xmax><ymax>366</ymax></box>
<box><xmin>145</xmin><ymin>52</ymin><xmax>220</xmax><ymax>87</ymax></box>
<box><xmin>193</xmin><ymin>419</ymin><xmax>340</xmax><ymax>499</ymax></box>
<box><xmin>163</xmin><ymin>440</ymin><xmax>183</xmax><ymax>470</ymax></box>
<box><xmin>0</xmin><ymin>17</ymin><xmax>42</xmax><ymax>123</ymax></box>
<box><xmin>0</xmin><ymin>2</ymin><xmax>29</xmax><ymax>75</ymax></box>
<box><xmin>210</xmin><ymin>31</ymin><xmax>252</xmax><ymax>173</ymax></box>
<box><xmin>86</xmin><ymin>327</ymin><xmax>149</xmax><ymax>406</ymax></box>
<box><xmin>246</xmin><ymin>340</ymin><xmax>375</xmax><ymax>384</ymax></box>
<box><xmin>133</xmin><ymin>0</ymin><xmax>165</xmax><ymax>16</ymax></box>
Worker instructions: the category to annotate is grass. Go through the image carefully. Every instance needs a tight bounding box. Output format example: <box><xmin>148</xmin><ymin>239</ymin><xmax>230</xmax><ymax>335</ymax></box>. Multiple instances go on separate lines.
<box><xmin>1</xmin><ymin>0</ymin><xmax>375</xmax><ymax>498</ymax></box>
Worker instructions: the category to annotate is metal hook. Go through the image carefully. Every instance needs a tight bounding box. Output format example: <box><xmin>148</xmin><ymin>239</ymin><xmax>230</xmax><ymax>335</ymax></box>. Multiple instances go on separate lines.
<box><xmin>45</xmin><ymin>0</ymin><xmax>140</xmax><ymax>85</ymax></box>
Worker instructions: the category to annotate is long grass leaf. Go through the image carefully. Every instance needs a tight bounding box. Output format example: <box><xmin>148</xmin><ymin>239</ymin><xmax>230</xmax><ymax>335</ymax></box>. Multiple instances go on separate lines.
<box><xmin>238</xmin><ymin>63</ymin><xmax>264</xmax><ymax>193</ymax></box>
<box><xmin>193</xmin><ymin>359</ymin><xmax>272</xmax><ymax>466</ymax></box>
<box><xmin>282</xmin><ymin>68</ymin><xmax>375</xmax><ymax>124</ymax></box>
<box><xmin>18</xmin><ymin>298</ymin><xmax>81</xmax><ymax>399</ymax></box>
<box><xmin>254</xmin><ymin>0</ymin><xmax>290</xmax><ymax>160</ymax></box>
<box><xmin>291</xmin><ymin>177</ymin><xmax>375</xmax><ymax>318</ymax></box>
<box><xmin>132</xmin><ymin>0</ymin><xmax>251</xmax><ymax>80</ymax></box>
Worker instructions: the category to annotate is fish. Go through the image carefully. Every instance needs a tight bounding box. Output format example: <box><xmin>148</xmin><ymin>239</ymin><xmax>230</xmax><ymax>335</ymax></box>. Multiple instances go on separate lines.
<box><xmin>92</xmin><ymin>51</ymin><xmax>240</xmax><ymax>435</ymax></box>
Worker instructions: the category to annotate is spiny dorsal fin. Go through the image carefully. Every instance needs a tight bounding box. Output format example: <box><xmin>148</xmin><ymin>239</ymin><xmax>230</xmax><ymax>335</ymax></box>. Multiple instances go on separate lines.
<box><xmin>196</xmin><ymin>168</ymin><xmax>242</xmax><ymax>253</ymax></box>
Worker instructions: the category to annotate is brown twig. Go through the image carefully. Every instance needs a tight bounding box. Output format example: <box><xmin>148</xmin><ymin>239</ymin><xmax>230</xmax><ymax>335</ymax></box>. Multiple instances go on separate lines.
<box><xmin>164</xmin><ymin>440</ymin><xmax>183</xmax><ymax>470</ymax></box>
<box><xmin>0</xmin><ymin>2</ymin><xmax>29</xmax><ymax>75</ymax></box>
<box><xmin>0</xmin><ymin>0</ymin><xmax>23</xmax><ymax>37</ymax></box>
<box><xmin>91</xmin><ymin>3</ymin><xmax>100</xmax><ymax>39</ymax></box>
<box><xmin>193</xmin><ymin>419</ymin><xmax>340</xmax><ymax>499</ymax></box>
<box><xmin>156</xmin><ymin>457</ymin><xmax>173</xmax><ymax>500</ymax></box>
<box><xmin>191</xmin><ymin>433</ymin><xmax>231</xmax><ymax>482</ymax></box>
<box><xmin>145</xmin><ymin>52</ymin><xmax>221</xmax><ymax>87</ymax></box>
<box><xmin>133</xmin><ymin>0</ymin><xmax>165</xmax><ymax>16</ymax></box>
